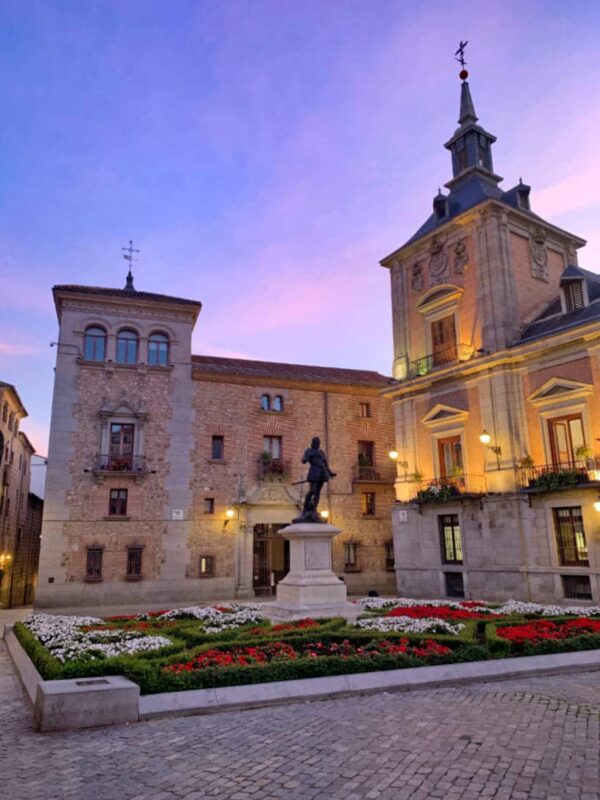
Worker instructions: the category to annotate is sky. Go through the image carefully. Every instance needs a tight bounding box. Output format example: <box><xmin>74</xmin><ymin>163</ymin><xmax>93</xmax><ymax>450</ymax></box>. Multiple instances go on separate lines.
<box><xmin>1</xmin><ymin>0</ymin><xmax>600</xmax><ymax>455</ymax></box>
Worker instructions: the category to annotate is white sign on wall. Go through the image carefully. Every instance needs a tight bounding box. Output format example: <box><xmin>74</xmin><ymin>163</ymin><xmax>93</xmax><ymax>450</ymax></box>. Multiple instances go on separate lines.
<box><xmin>171</xmin><ymin>509</ymin><xmax>184</xmax><ymax>521</ymax></box>
<box><xmin>397</xmin><ymin>509</ymin><xmax>408</xmax><ymax>523</ymax></box>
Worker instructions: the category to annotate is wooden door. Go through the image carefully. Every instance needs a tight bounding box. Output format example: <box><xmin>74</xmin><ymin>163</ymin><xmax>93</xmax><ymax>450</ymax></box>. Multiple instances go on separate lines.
<box><xmin>431</xmin><ymin>315</ymin><xmax>457</xmax><ymax>366</ymax></box>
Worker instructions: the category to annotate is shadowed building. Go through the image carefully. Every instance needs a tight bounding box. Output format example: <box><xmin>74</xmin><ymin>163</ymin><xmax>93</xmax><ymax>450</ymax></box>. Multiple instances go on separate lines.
<box><xmin>382</xmin><ymin>72</ymin><xmax>600</xmax><ymax>603</ymax></box>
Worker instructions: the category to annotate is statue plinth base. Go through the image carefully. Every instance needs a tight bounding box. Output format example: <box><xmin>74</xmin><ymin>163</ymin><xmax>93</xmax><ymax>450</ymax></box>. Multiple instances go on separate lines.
<box><xmin>265</xmin><ymin>523</ymin><xmax>358</xmax><ymax>622</ymax></box>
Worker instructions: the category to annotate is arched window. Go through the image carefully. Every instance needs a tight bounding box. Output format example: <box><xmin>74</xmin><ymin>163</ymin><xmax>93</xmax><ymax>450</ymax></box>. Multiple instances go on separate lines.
<box><xmin>273</xmin><ymin>395</ymin><xmax>284</xmax><ymax>412</ymax></box>
<box><xmin>148</xmin><ymin>332</ymin><xmax>169</xmax><ymax>366</ymax></box>
<box><xmin>116</xmin><ymin>329</ymin><xmax>138</xmax><ymax>364</ymax></box>
<box><xmin>83</xmin><ymin>326</ymin><xmax>106</xmax><ymax>361</ymax></box>
<box><xmin>260</xmin><ymin>394</ymin><xmax>271</xmax><ymax>411</ymax></box>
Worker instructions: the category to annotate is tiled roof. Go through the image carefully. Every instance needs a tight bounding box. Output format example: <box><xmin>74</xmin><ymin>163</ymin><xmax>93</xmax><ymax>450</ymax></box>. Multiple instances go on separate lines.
<box><xmin>192</xmin><ymin>355</ymin><xmax>392</xmax><ymax>387</ymax></box>
<box><xmin>0</xmin><ymin>381</ymin><xmax>28</xmax><ymax>416</ymax></box>
<box><xmin>53</xmin><ymin>285</ymin><xmax>202</xmax><ymax>308</ymax></box>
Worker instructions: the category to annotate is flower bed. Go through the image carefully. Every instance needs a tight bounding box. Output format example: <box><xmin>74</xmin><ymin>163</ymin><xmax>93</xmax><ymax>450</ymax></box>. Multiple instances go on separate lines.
<box><xmin>13</xmin><ymin>597</ymin><xmax>600</xmax><ymax>695</ymax></box>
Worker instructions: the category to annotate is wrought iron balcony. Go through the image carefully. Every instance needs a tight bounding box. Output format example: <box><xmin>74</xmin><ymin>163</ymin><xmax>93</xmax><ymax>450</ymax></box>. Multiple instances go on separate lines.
<box><xmin>407</xmin><ymin>343</ymin><xmax>474</xmax><ymax>380</ymax></box>
<box><xmin>519</xmin><ymin>458</ymin><xmax>600</xmax><ymax>492</ymax></box>
<box><xmin>257</xmin><ymin>457</ymin><xmax>290</xmax><ymax>480</ymax></box>
<box><xmin>410</xmin><ymin>474</ymin><xmax>487</xmax><ymax>503</ymax></box>
<box><xmin>352</xmin><ymin>464</ymin><xmax>397</xmax><ymax>484</ymax></box>
<box><xmin>94</xmin><ymin>454</ymin><xmax>147</xmax><ymax>474</ymax></box>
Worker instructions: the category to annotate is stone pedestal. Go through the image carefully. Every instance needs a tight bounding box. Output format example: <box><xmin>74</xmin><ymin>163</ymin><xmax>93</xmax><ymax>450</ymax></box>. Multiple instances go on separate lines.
<box><xmin>266</xmin><ymin>523</ymin><xmax>358</xmax><ymax>622</ymax></box>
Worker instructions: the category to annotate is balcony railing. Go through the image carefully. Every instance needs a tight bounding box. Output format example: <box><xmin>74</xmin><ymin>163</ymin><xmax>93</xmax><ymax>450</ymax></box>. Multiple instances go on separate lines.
<box><xmin>410</xmin><ymin>474</ymin><xmax>487</xmax><ymax>504</ymax></box>
<box><xmin>407</xmin><ymin>343</ymin><xmax>473</xmax><ymax>380</ymax></box>
<box><xmin>257</xmin><ymin>457</ymin><xmax>290</xmax><ymax>480</ymax></box>
<box><xmin>352</xmin><ymin>464</ymin><xmax>397</xmax><ymax>483</ymax></box>
<box><xmin>519</xmin><ymin>458</ymin><xmax>600</xmax><ymax>492</ymax></box>
<box><xmin>94</xmin><ymin>454</ymin><xmax>147</xmax><ymax>474</ymax></box>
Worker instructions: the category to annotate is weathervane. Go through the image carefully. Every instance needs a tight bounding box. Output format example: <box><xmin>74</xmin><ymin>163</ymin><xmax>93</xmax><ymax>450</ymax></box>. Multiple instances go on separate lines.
<box><xmin>455</xmin><ymin>40</ymin><xmax>469</xmax><ymax>80</ymax></box>
<box><xmin>122</xmin><ymin>239</ymin><xmax>140</xmax><ymax>291</ymax></box>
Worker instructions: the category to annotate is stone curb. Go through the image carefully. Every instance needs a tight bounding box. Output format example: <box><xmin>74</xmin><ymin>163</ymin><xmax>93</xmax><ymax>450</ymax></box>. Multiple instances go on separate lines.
<box><xmin>5</xmin><ymin>623</ymin><xmax>600</xmax><ymax>729</ymax></box>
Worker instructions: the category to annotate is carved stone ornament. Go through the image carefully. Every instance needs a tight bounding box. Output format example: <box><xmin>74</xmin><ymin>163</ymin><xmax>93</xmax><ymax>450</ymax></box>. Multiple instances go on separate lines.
<box><xmin>428</xmin><ymin>236</ymin><xmax>448</xmax><ymax>283</ymax></box>
<box><xmin>411</xmin><ymin>262</ymin><xmax>424</xmax><ymax>293</ymax></box>
<box><xmin>453</xmin><ymin>240</ymin><xmax>469</xmax><ymax>275</ymax></box>
<box><xmin>530</xmin><ymin>229</ymin><xmax>549</xmax><ymax>282</ymax></box>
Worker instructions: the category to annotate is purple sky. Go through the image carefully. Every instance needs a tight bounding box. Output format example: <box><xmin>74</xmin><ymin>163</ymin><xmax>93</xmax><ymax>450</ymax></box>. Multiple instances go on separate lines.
<box><xmin>1</xmin><ymin>0</ymin><xmax>600</xmax><ymax>454</ymax></box>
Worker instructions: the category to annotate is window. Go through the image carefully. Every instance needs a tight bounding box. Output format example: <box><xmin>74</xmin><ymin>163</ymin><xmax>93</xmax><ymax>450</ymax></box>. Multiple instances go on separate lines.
<box><xmin>439</xmin><ymin>515</ymin><xmax>463</xmax><ymax>564</ymax></box>
<box><xmin>109</xmin><ymin>489</ymin><xmax>128</xmax><ymax>516</ymax></box>
<box><xmin>203</xmin><ymin>498</ymin><xmax>215</xmax><ymax>514</ymax></box>
<box><xmin>456</xmin><ymin>140</ymin><xmax>468</xmax><ymax>172</ymax></box>
<box><xmin>116</xmin><ymin>329</ymin><xmax>138</xmax><ymax>365</ymax></box>
<box><xmin>359</xmin><ymin>402</ymin><xmax>371</xmax><ymax>418</ymax></box>
<box><xmin>438</xmin><ymin>436</ymin><xmax>463</xmax><ymax>480</ymax></box>
<box><xmin>445</xmin><ymin>572</ymin><xmax>465</xmax><ymax>598</ymax></box>
<box><xmin>564</xmin><ymin>282</ymin><xmax>585</xmax><ymax>312</ymax></box>
<box><xmin>553</xmin><ymin>507</ymin><xmax>589</xmax><ymax>566</ymax></box>
<box><xmin>431</xmin><ymin>315</ymin><xmax>457</xmax><ymax>366</ymax></box>
<box><xmin>2</xmin><ymin>403</ymin><xmax>7</xmax><ymax>423</ymax></box>
<box><xmin>109</xmin><ymin>423</ymin><xmax>135</xmax><ymax>469</ymax></box>
<box><xmin>126</xmin><ymin>545</ymin><xmax>143</xmax><ymax>580</ymax></box>
<box><xmin>344</xmin><ymin>542</ymin><xmax>359</xmax><ymax>571</ymax></box>
<box><xmin>263</xmin><ymin>435</ymin><xmax>282</xmax><ymax>460</ymax></box>
<box><xmin>199</xmin><ymin>555</ymin><xmax>215</xmax><ymax>577</ymax></box>
<box><xmin>8</xmin><ymin>413</ymin><xmax>14</xmax><ymax>432</ymax></box>
<box><xmin>211</xmin><ymin>435</ymin><xmax>224</xmax><ymax>460</ymax></box>
<box><xmin>148</xmin><ymin>332</ymin><xmax>169</xmax><ymax>366</ymax></box>
<box><xmin>361</xmin><ymin>492</ymin><xmax>376</xmax><ymax>516</ymax></box>
<box><xmin>85</xmin><ymin>546</ymin><xmax>104</xmax><ymax>581</ymax></box>
<box><xmin>562</xmin><ymin>575</ymin><xmax>592</xmax><ymax>601</ymax></box>
<box><xmin>83</xmin><ymin>326</ymin><xmax>106</xmax><ymax>361</ymax></box>
<box><xmin>358</xmin><ymin>441</ymin><xmax>374</xmax><ymax>467</ymax></box>
<box><xmin>260</xmin><ymin>394</ymin><xmax>271</xmax><ymax>411</ymax></box>
<box><xmin>273</xmin><ymin>395</ymin><xmax>284</xmax><ymax>412</ymax></box>
<box><xmin>385</xmin><ymin>540</ymin><xmax>395</xmax><ymax>571</ymax></box>
<box><xmin>548</xmin><ymin>414</ymin><xmax>585</xmax><ymax>466</ymax></box>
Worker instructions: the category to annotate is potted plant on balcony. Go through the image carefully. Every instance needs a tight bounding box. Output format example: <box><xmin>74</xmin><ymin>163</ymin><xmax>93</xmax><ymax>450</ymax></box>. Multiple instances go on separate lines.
<box><xmin>575</xmin><ymin>445</ymin><xmax>599</xmax><ymax>481</ymax></box>
<box><xmin>518</xmin><ymin>454</ymin><xmax>535</xmax><ymax>487</ymax></box>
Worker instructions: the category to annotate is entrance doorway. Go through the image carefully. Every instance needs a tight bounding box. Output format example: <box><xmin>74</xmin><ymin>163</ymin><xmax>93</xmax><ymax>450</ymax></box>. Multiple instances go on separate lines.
<box><xmin>253</xmin><ymin>524</ymin><xmax>290</xmax><ymax>597</ymax></box>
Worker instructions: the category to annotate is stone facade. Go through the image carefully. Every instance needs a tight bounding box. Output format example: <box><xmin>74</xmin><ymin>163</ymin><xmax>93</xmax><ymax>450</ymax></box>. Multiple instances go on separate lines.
<box><xmin>382</xmin><ymin>77</ymin><xmax>600</xmax><ymax>604</ymax></box>
<box><xmin>36</xmin><ymin>286</ymin><xmax>395</xmax><ymax>608</ymax></box>
<box><xmin>0</xmin><ymin>382</ymin><xmax>42</xmax><ymax>607</ymax></box>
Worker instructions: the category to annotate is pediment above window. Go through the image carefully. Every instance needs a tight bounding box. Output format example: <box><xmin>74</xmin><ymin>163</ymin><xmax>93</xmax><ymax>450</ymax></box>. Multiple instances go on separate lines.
<box><xmin>416</xmin><ymin>284</ymin><xmax>464</xmax><ymax>316</ymax></box>
<box><xmin>528</xmin><ymin>378</ymin><xmax>593</xmax><ymax>407</ymax></box>
<box><xmin>421</xmin><ymin>403</ymin><xmax>469</xmax><ymax>427</ymax></box>
<box><xmin>98</xmin><ymin>397</ymin><xmax>148</xmax><ymax>421</ymax></box>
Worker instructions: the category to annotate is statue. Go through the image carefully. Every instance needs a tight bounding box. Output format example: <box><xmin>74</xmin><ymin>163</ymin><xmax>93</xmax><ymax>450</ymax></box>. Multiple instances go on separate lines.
<box><xmin>293</xmin><ymin>437</ymin><xmax>336</xmax><ymax>523</ymax></box>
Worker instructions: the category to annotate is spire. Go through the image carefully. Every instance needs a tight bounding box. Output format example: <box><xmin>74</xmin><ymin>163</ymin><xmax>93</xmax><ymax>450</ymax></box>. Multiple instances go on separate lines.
<box><xmin>121</xmin><ymin>240</ymin><xmax>140</xmax><ymax>292</ymax></box>
<box><xmin>458</xmin><ymin>80</ymin><xmax>478</xmax><ymax>126</ymax></box>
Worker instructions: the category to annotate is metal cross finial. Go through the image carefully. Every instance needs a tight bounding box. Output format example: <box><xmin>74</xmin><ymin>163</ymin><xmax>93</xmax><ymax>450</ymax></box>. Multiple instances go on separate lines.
<box><xmin>122</xmin><ymin>239</ymin><xmax>140</xmax><ymax>267</ymax></box>
<box><xmin>455</xmin><ymin>40</ymin><xmax>468</xmax><ymax>69</ymax></box>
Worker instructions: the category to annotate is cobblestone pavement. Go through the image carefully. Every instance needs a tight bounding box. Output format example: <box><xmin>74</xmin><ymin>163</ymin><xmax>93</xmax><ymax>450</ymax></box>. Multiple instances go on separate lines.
<box><xmin>1</xmin><ymin>641</ymin><xmax>599</xmax><ymax>800</ymax></box>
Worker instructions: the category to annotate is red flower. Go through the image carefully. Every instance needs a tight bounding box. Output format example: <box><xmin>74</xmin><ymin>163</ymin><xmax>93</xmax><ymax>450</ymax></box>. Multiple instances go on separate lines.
<box><xmin>497</xmin><ymin>617</ymin><xmax>600</xmax><ymax>643</ymax></box>
<box><xmin>386</xmin><ymin>605</ymin><xmax>493</xmax><ymax>620</ymax></box>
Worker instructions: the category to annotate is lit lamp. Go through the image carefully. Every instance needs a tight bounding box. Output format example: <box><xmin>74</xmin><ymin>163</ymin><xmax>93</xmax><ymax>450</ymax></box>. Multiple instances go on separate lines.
<box><xmin>225</xmin><ymin>507</ymin><xmax>235</xmax><ymax>519</ymax></box>
<box><xmin>594</xmin><ymin>496</ymin><xmax>600</xmax><ymax>513</ymax></box>
<box><xmin>388</xmin><ymin>448</ymin><xmax>399</xmax><ymax>461</ymax></box>
<box><xmin>320</xmin><ymin>509</ymin><xmax>330</xmax><ymax>521</ymax></box>
<box><xmin>479</xmin><ymin>430</ymin><xmax>492</xmax><ymax>445</ymax></box>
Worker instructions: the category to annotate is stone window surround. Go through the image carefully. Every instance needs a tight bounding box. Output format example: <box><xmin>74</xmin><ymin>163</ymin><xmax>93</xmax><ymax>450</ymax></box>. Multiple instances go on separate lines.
<box><xmin>542</xmin><ymin>499</ymin><xmax>596</xmax><ymax>571</ymax></box>
<box><xmin>535</xmin><ymin>400</ymin><xmax>593</xmax><ymax>467</ymax></box>
<box><xmin>429</xmin><ymin>426</ymin><xmax>470</xmax><ymax>482</ymax></box>
<box><xmin>75</xmin><ymin>319</ymin><xmax>178</xmax><ymax>365</ymax></box>
<box><xmin>98</xmin><ymin>404</ymin><xmax>148</xmax><ymax>467</ymax></box>
<box><xmin>416</xmin><ymin>284</ymin><xmax>464</xmax><ymax>361</ymax></box>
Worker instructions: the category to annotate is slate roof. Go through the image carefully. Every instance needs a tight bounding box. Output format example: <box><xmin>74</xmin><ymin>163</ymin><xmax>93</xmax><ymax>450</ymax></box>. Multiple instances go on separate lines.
<box><xmin>517</xmin><ymin>266</ymin><xmax>600</xmax><ymax>344</ymax></box>
<box><xmin>192</xmin><ymin>355</ymin><xmax>392</xmax><ymax>388</ymax></box>
<box><xmin>53</xmin><ymin>285</ymin><xmax>202</xmax><ymax>308</ymax></box>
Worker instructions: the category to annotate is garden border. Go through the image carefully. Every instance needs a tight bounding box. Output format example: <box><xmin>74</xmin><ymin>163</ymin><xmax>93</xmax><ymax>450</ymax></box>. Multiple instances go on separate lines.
<box><xmin>5</xmin><ymin>623</ymin><xmax>600</xmax><ymax>731</ymax></box>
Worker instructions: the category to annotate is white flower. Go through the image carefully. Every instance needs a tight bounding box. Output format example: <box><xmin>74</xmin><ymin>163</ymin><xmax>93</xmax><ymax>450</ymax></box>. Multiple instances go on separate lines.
<box><xmin>355</xmin><ymin>616</ymin><xmax>464</xmax><ymax>635</ymax></box>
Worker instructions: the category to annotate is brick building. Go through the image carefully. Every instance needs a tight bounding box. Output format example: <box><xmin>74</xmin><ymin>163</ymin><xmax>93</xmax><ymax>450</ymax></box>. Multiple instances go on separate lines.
<box><xmin>35</xmin><ymin>281</ymin><xmax>396</xmax><ymax>608</ymax></box>
<box><xmin>0</xmin><ymin>382</ymin><xmax>43</xmax><ymax>607</ymax></box>
<box><xmin>382</xmin><ymin>74</ymin><xmax>600</xmax><ymax>603</ymax></box>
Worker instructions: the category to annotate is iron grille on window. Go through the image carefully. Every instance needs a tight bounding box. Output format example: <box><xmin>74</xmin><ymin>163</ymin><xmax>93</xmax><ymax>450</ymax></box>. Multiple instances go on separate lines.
<box><xmin>445</xmin><ymin>571</ymin><xmax>464</xmax><ymax>598</ymax></box>
<box><xmin>344</xmin><ymin>542</ymin><xmax>359</xmax><ymax>571</ymax></box>
<box><xmin>126</xmin><ymin>545</ymin><xmax>143</xmax><ymax>580</ymax></box>
<box><xmin>385</xmin><ymin>540</ymin><xmax>395</xmax><ymax>571</ymax></box>
<box><xmin>86</xmin><ymin>546</ymin><xmax>104</xmax><ymax>582</ymax></box>
<box><xmin>199</xmin><ymin>555</ymin><xmax>215</xmax><ymax>578</ymax></box>
<box><xmin>562</xmin><ymin>575</ymin><xmax>592</xmax><ymax>601</ymax></box>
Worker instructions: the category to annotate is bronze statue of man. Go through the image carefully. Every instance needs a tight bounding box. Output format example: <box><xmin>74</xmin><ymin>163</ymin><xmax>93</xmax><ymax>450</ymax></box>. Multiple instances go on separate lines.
<box><xmin>294</xmin><ymin>436</ymin><xmax>336</xmax><ymax>523</ymax></box>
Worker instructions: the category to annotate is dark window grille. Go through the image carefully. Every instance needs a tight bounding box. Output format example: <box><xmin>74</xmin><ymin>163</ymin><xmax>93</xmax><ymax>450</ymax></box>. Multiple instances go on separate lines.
<box><xmin>445</xmin><ymin>571</ymin><xmax>464</xmax><ymax>598</ymax></box>
<box><xmin>361</xmin><ymin>492</ymin><xmax>376</xmax><ymax>516</ymax></box>
<box><xmin>564</xmin><ymin>282</ymin><xmax>585</xmax><ymax>311</ymax></box>
<box><xmin>126</xmin><ymin>545</ymin><xmax>143</xmax><ymax>580</ymax></box>
<box><xmin>553</xmin><ymin>507</ymin><xmax>589</xmax><ymax>566</ymax></box>
<box><xmin>385</xmin><ymin>540</ymin><xmax>395</xmax><ymax>571</ymax></box>
<box><xmin>344</xmin><ymin>542</ymin><xmax>359</xmax><ymax>571</ymax></box>
<box><xmin>199</xmin><ymin>555</ymin><xmax>215</xmax><ymax>577</ymax></box>
<box><xmin>109</xmin><ymin>488</ymin><xmax>128</xmax><ymax>516</ymax></box>
<box><xmin>86</xmin><ymin>546</ymin><xmax>104</xmax><ymax>581</ymax></box>
<box><xmin>204</xmin><ymin>498</ymin><xmax>215</xmax><ymax>514</ymax></box>
<box><xmin>562</xmin><ymin>575</ymin><xmax>592</xmax><ymax>601</ymax></box>
<box><xmin>211</xmin><ymin>436</ymin><xmax>224</xmax><ymax>460</ymax></box>
<box><xmin>439</xmin><ymin>514</ymin><xmax>463</xmax><ymax>564</ymax></box>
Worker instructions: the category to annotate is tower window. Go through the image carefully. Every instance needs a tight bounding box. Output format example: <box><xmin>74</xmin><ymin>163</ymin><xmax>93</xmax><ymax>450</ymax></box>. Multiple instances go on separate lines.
<box><xmin>260</xmin><ymin>394</ymin><xmax>271</xmax><ymax>411</ymax></box>
<box><xmin>116</xmin><ymin>329</ymin><xmax>139</xmax><ymax>364</ymax></box>
<box><xmin>83</xmin><ymin>326</ymin><xmax>106</xmax><ymax>362</ymax></box>
<box><xmin>148</xmin><ymin>332</ymin><xmax>169</xmax><ymax>366</ymax></box>
<box><xmin>361</xmin><ymin>492</ymin><xmax>376</xmax><ymax>516</ymax></box>
<box><xmin>564</xmin><ymin>282</ymin><xmax>585</xmax><ymax>312</ymax></box>
<box><xmin>273</xmin><ymin>395</ymin><xmax>284</xmax><ymax>412</ymax></box>
<box><xmin>126</xmin><ymin>545</ymin><xmax>143</xmax><ymax>580</ymax></box>
<box><xmin>85</xmin><ymin>546</ymin><xmax>104</xmax><ymax>582</ymax></box>
<box><xmin>211</xmin><ymin>436</ymin><xmax>224</xmax><ymax>460</ymax></box>
<box><xmin>109</xmin><ymin>489</ymin><xmax>128</xmax><ymax>516</ymax></box>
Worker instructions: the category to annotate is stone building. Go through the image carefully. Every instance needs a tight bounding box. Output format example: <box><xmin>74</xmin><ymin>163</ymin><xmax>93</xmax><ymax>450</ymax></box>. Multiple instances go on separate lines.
<box><xmin>35</xmin><ymin>282</ymin><xmax>396</xmax><ymax>608</ymax></box>
<box><xmin>382</xmin><ymin>74</ymin><xmax>600</xmax><ymax>603</ymax></box>
<box><xmin>0</xmin><ymin>382</ymin><xmax>42</xmax><ymax>607</ymax></box>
